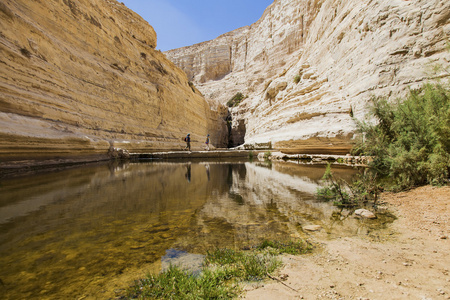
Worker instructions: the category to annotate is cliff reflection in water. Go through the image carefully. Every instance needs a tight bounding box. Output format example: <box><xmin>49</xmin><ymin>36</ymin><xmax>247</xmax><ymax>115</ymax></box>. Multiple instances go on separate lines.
<box><xmin>0</xmin><ymin>161</ymin><xmax>373</xmax><ymax>299</ymax></box>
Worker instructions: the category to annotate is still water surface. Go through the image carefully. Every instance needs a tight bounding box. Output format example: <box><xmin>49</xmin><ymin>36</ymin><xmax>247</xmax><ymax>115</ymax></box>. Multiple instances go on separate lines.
<box><xmin>0</xmin><ymin>160</ymin><xmax>391</xmax><ymax>299</ymax></box>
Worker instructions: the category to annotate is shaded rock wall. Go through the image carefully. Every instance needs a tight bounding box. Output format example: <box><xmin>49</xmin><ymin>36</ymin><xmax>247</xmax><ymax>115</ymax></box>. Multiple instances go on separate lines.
<box><xmin>166</xmin><ymin>0</ymin><xmax>450</xmax><ymax>154</ymax></box>
<box><xmin>0</xmin><ymin>0</ymin><xmax>227</xmax><ymax>164</ymax></box>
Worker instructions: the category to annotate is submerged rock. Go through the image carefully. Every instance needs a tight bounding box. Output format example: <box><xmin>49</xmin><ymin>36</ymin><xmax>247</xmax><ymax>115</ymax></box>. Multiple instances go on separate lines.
<box><xmin>304</xmin><ymin>225</ymin><xmax>322</xmax><ymax>231</ymax></box>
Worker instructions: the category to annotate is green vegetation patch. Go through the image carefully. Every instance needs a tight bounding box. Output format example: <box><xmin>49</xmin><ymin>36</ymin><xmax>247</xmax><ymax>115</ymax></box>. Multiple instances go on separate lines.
<box><xmin>317</xmin><ymin>83</ymin><xmax>450</xmax><ymax>207</ymax></box>
<box><xmin>227</xmin><ymin>92</ymin><xmax>247</xmax><ymax>107</ymax></box>
<box><xmin>126</xmin><ymin>264</ymin><xmax>239</xmax><ymax>300</ymax></box>
<box><xmin>316</xmin><ymin>164</ymin><xmax>381</xmax><ymax>207</ymax></box>
<box><xmin>263</xmin><ymin>151</ymin><xmax>272</xmax><ymax>160</ymax></box>
<box><xmin>353</xmin><ymin>83</ymin><xmax>450</xmax><ymax>190</ymax></box>
<box><xmin>257</xmin><ymin>239</ymin><xmax>313</xmax><ymax>255</ymax></box>
<box><xmin>125</xmin><ymin>239</ymin><xmax>311</xmax><ymax>299</ymax></box>
<box><xmin>204</xmin><ymin>246</ymin><xmax>290</xmax><ymax>281</ymax></box>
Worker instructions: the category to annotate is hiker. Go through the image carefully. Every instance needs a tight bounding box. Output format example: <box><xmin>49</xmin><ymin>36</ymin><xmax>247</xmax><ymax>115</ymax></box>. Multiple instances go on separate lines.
<box><xmin>205</xmin><ymin>134</ymin><xmax>210</xmax><ymax>151</ymax></box>
<box><xmin>184</xmin><ymin>133</ymin><xmax>191</xmax><ymax>151</ymax></box>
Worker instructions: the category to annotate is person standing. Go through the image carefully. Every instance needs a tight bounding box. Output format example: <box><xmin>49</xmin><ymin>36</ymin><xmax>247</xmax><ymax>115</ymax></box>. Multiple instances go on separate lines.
<box><xmin>184</xmin><ymin>133</ymin><xmax>191</xmax><ymax>151</ymax></box>
<box><xmin>205</xmin><ymin>134</ymin><xmax>210</xmax><ymax>151</ymax></box>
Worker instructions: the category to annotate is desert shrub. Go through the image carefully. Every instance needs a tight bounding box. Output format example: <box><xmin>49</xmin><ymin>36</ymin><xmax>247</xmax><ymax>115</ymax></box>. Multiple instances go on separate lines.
<box><xmin>227</xmin><ymin>92</ymin><xmax>246</xmax><ymax>107</ymax></box>
<box><xmin>352</xmin><ymin>83</ymin><xmax>450</xmax><ymax>190</ymax></box>
<box><xmin>317</xmin><ymin>164</ymin><xmax>352</xmax><ymax>206</ymax></box>
<box><xmin>317</xmin><ymin>164</ymin><xmax>382</xmax><ymax>207</ymax></box>
<box><xmin>263</xmin><ymin>151</ymin><xmax>272</xmax><ymax>160</ymax></box>
<box><xmin>294</xmin><ymin>74</ymin><xmax>301</xmax><ymax>84</ymax></box>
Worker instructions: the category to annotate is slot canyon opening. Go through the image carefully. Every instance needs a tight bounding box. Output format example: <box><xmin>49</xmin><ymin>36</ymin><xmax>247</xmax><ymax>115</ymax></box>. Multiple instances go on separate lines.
<box><xmin>226</xmin><ymin>112</ymin><xmax>246</xmax><ymax>148</ymax></box>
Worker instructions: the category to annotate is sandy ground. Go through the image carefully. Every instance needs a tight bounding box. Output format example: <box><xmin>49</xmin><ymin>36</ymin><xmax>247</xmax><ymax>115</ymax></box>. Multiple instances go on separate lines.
<box><xmin>243</xmin><ymin>185</ymin><xmax>450</xmax><ymax>300</ymax></box>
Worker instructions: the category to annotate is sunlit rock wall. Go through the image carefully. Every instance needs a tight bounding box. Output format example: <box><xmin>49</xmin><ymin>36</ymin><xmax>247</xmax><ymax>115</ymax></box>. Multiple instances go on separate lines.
<box><xmin>0</xmin><ymin>0</ymin><xmax>227</xmax><ymax>164</ymax></box>
<box><xmin>166</xmin><ymin>0</ymin><xmax>450</xmax><ymax>154</ymax></box>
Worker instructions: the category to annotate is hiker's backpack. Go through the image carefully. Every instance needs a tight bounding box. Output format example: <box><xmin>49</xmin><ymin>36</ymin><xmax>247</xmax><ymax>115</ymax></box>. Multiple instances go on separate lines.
<box><xmin>184</xmin><ymin>137</ymin><xmax>187</xmax><ymax>142</ymax></box>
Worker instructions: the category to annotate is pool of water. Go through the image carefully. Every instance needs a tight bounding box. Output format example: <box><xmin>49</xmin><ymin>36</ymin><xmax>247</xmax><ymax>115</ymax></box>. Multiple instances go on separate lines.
<box><xmin>0</xmin><ymin>160</ymin><xmax>393</xmax><ymax>299</ymax></box>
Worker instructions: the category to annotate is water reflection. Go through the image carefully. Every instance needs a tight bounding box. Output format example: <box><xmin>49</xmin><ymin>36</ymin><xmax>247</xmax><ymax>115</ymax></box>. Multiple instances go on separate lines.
<box><xmin>0</xmin><ymin>161</ymin><xmax>392</xmax><ymax>299</ymax></box>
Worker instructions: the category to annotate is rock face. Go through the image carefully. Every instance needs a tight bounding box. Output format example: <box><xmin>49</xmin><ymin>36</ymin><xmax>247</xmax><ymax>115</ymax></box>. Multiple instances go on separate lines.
<box><xmin>0</xmin><ymin>0</ymin><xmax>227</xmax><ymax>165</ymax></box>
<box><xmin>166</xmin><ymin>0</ymin><xmax>450</xmax><ymax>153</ymax></box>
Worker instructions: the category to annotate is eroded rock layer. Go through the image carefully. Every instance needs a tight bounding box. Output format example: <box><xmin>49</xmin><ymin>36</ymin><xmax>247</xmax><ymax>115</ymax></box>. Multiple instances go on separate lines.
<box><xmin>0</xmin><ymin>0</ymin><xmax>226</xmax><ymax>164</ymax></box>
<box><xmin>166</xmin><ymin>0</ymin><xmax>450</xmax><ymax>153</ymax></box>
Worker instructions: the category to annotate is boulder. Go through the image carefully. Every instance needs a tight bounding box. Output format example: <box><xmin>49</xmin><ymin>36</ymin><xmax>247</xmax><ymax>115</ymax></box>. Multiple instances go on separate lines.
<box><xmin>354</xmin><ymin>209</ymin><xmax>377</xmax><ymax>219</ymax></box>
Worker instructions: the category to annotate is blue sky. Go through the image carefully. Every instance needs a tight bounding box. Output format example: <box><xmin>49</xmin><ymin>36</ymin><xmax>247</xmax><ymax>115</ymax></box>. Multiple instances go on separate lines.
<box><xmin>120</xmin><ymin>0</ymin><xmax>274</xmax><ymax>51</ymax></box>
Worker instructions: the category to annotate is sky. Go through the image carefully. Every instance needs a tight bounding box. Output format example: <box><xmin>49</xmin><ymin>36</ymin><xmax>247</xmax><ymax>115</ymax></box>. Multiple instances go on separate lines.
<box><xmin>120</xmin><ymin>0</ymin><xmax>274</xmax><ymax>51</ymax></box>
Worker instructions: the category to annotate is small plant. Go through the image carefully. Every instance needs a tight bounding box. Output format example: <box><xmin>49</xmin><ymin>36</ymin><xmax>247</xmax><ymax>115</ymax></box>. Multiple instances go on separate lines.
<box><xmin>316</xmin><ymin>164</ymin><xmax>352</xmax><ymax>207</ymax></box>
<box><xmin>249</xmin><ymin>150</ymin><xmax>254</xmax><ymax>160</ymax></box>
<box><xmin>204</xmin><ymin>248</ymin><xmax>281</xmax><ymax>281</ymax></box>
<box><xmin>294</xmin><ymin>74</ymin><xmax>301</xmax><ymax>84</ymax></box>
<box><xmin>127</xmin><ymin>264</ymin><xmax>239</xmax><ymax>299</ymax></box>
<box><xmin>227</xmin><ymin>92</ymin><xmax>246</xmax><ymax>107</ymax></box>
<box><xmin>240</xmin><ymin>253</ymin><xmax>281</xmax><ymax>281</ymax></box>
<box><xmin>264</xmin><ymin>151</ymin><xmax>272</xmax><ymax>160</ymax></box>
<box><xmin>347</xmin><ymin>170</ymin><xmax>382</xmax><ymax>206</ymax></box>
<box><xmin>204</xmin><ymin>248</ymin><xmax>244</xmax><ymax>266</ymax></box>
<box><xmin>316</xmin><ymin>164</ymin><xmax>381</xmax><ymax>207</ymax></box>
<box><xmin>257</xmin><ymin>239</ymin><xmax>313</xmax><ymax>255</ymax></box>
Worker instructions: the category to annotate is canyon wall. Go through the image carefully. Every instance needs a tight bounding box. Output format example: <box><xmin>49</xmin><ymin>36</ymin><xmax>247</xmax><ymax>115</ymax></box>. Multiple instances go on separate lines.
<box><xmin>0</xmin><ymin>0</ymin><xmax>227</xmax><ymax>166</ymax></box>
<box><xmin>166</xmin><ymin>0</ymin><xmax>450</xmax><ymax>154</ymax></box>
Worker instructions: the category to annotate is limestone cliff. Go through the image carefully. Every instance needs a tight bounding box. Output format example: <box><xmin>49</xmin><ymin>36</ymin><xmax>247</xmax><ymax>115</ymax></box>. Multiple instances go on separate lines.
<box><xmin>0</xmin><ymin>0</ymin><xmax>227</xmax><ymax>165</ymax></box>
<box><xmin>166</xmin><ymin>0</ymin><xmax>450</xmax><ymax>154</ymax></box>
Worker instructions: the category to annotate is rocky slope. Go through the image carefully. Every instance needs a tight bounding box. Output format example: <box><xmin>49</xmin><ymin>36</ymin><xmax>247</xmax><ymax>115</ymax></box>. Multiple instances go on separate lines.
<box><xmin>166</xmin><ymin>0</ymin><xmax>450</xmax><ymax>154</ymax></box>
<box><xmin>0</xmin><ymin>0</ymin><xmax>227</xmax><ymax>166</ymax></box>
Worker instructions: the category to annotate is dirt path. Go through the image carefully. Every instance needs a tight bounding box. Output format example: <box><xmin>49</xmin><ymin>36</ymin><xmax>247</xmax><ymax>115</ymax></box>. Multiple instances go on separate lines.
<box><xmin>243</xmin><ymin>185</ymin><xmax>450</xmax><ymax>299</ymax></box>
